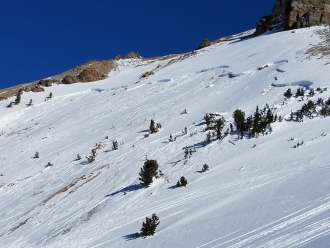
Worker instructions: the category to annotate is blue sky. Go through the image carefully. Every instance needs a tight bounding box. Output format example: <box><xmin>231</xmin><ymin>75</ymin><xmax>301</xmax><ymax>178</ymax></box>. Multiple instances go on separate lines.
<box><xmin>0</xmin><ymin>0</ymin><xmax>274</xmax><ymax>90</ymax></box>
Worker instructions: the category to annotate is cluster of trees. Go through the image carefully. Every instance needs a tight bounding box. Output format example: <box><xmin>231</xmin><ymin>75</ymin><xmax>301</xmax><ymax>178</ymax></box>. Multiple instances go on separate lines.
<box><xmin>204</xmin><ymin>114</ymin><xmax>227</xmax><ymax>140</ymax></box>
<box><xmin>6</xmin><ymin>91</ymin><xmax>54</xmax><ymax>108</ymax></box>
<box><xmin>149</xmin><ymin>119</ymin><xmax>162</xmax><ymax>134</ymax></box>
<box><xmin>7</xmin><ymin>89</ymin><xmax>23</xmax><ymax>108</ymax></box>
<box><xmin>289</xmin><ymin>97</ymin><xmax>330</xmax><ymax>122</ymax></box>
<box><xmin>233</xmin><ymin>104</ymin><xmax>277</xmax><ymax>139</ymax></box>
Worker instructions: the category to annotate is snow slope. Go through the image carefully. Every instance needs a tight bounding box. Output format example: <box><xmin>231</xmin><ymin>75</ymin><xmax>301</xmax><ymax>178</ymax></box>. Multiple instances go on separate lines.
<box><xmin>1</xmin><ymin>26</ymin><xmax>330</xmax><ymax>248</ymax></box>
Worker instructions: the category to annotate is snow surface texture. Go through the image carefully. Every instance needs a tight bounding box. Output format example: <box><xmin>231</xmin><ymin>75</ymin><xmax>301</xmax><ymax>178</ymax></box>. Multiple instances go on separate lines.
<box><xmin>1</xmin><ymin>27</ymin><xmax>330</xmax><ymax>248</ymax></box>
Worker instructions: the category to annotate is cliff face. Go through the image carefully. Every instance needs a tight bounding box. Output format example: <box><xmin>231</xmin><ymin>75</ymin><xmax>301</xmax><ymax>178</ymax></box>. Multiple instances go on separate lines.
<box><xmin>255</xmin><ymin>0</ymin><xmax>330</xmax><ymax>36</ymax></box>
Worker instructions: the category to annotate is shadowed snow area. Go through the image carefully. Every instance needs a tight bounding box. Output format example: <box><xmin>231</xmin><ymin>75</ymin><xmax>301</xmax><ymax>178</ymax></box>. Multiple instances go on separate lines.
<box><xmin>1</xmin><ymin>26</ymin><xmax>330</xmax><ymax>247</ymax></box>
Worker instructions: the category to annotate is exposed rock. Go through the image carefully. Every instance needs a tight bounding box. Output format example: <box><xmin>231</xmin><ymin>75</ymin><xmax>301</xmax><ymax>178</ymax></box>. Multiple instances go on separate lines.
<box><xmin>288</xmin><ymin>1</ymin><xmax>330</xmax><ymax>29</ymax></box>
<box><xmin>141</xmin><ymin>71</ymin><xmax>154</xmax><ymax>78</ymax></box>
<box><xmin>38</xmin><ymin>79</ymin><xmax>53</xmax><ymax>87</ymax></box>
<box><xmin>22</xmin><ymin>85</ymin><xmax>31</xmax><ymax>92</ymax></box>
<box><xmin>255</xmin><ymin>0</ymin><xmax>330</xmax><ymax>36</ymax></box>
<box><xmin>31</xmin><ymin>84</ymin><xmax>45</xmax><ymax>92</ymax></box>
<box><xmin>123</xmin><ymin>52</ymin><xmax>141</xmax><ymax>59</ymax></box>
<box><xmin>62</xmin><ymin>75</ymin><xmax>77</xmax><ymax>84</ymax></box>
<box><xmin>197</xmin><ymin>38</ymin><xmax>211</xmax><ymax>50</ymax></box>
<box><xmin>77</xmin><ymin>68</ymin><xmax>100</xmax><ymax>82</ymax></box>
<box><xmin>255</xmin><ymin>16</ymin><xmax>273</xmax><ymax>36</ymax></box>
<box><xmin>114</xmin><ymin>54</ymin><xmax>122</xmax><ymax>60</ymax></box>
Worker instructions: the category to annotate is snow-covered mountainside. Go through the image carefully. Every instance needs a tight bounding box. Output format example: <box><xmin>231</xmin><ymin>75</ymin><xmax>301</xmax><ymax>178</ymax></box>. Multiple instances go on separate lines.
<box><xmin>1</xmin><ymin>27</ymin><xmax>330</xmax><ymax>248</ymax></box>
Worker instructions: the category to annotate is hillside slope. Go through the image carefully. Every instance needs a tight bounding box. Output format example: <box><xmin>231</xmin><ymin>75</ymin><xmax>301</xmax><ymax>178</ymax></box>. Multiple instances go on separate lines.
<box><xmin>1</xmin><ymin>27</ymin><xmax>330</xmax><ymax>248</ymax></box>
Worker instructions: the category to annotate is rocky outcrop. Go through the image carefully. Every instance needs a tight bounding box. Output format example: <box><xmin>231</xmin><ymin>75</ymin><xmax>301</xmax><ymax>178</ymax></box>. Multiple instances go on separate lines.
<box><xmin>30</xmin><ymin>84</ymin><xmax>45</xmax><ymax>92</ymax></box>
<box><xmin>141</xmin><ymin>71</ymin><xmax>154</xmax><ymax>78</ymax></box>
<box><xmin>38</xmin><ymin>79</ymin><xmax>53</xmax><ymax>87</ymax></box>
<box><xmin>123</xmin><ymin>52</ymin><xmax>141</xmax><ymax>59</ymax></box>
<box><xmin>62</xmin><ymin>75</ymin><xmax>77</xmax><ymax>84</ymax></box>
<box><xmin>114</xmin><ymin>54</ymin><xmax>122</xmax><ymax>60</ymax></box>
<box><xmin>77</xmin><ymin>68</ymin><xmax>100</xmax><ymax>82</ymax></box>
<box><xmin>255</xmin><ymin>0</ymin><xmax>330</xmax><ymax>36</ymax></box>
<box><xmin>197</xmin><ymin>38</ymin><xmax>211</xmax><ymax>50</ymax></box>
<box><xmin>289</xmin><ymin>0</ymin><xmax>330</xmax><ymax>28</ymax></box>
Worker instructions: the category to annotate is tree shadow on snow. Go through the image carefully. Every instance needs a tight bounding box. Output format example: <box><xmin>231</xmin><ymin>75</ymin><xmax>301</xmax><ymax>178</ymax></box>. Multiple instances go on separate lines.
<box><xmin>168</xmin><ymin>185</ymin><xmax>178</xmax><ymax>190</ymax></box>
<box><xmin>166</xmin><ymin>160</ymin><xmax>182</xmax><ymax>166</ymax></box>
<box><xmin>137</xmin><ymin>129</ymin><xmax>150</xmax><ymax>133</ymax></box>
<box><xmin>123</xmin><ymin>233</ymin><xmax>138</xmax><ymax>241</ymax></box>
<box><xmin>106</xmin><ymin>184</ymin><xmax>143</xmax><ymax>197</ymax></box>
<box><xmin>187</xmin><ymin>141</ymin><xmax>205</xmax><ymax>149</ymax></box>
<box><xmin>195</xmin><ymin>121</ymin><xmax>205</xmax><ymax>127</ymax></box>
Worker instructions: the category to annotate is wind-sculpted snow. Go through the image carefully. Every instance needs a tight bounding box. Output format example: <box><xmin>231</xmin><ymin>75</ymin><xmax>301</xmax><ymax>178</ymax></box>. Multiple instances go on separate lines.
<box><xmin>272</xmin><ymin>80</ymin><xmax>313</xmax><ymax>88</ymax></box>
<box><xmin>1</xmin><ymin>27</ymin><xmax>330</xmax><ymax>247</ymax></box>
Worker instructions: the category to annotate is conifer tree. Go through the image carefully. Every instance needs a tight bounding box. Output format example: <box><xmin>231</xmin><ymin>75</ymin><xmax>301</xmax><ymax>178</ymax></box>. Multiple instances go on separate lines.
<box><xmin>215</xmin><ymin>117</ymin><xmax>226</xmax><ymax>139</ymax></box>
<box><xmin>27</xmin><ymin>99</ymin><xmax>33</xmax><ymax>107</ymax></box>
<box><xmin>76</xmin><ymin>154</ymin><xmax>81</xmax><ymax>161</ymax></box>
<box><xmin>86</xmin><ymin>148</ymin><xmax>97</xmax><ymax>163</ymax></box>
<box><xmin>149</xmin><ymin>119</ymin><xmax>158</xmax><ymax>133</ymax></box>
<box><xmin>206</xmin><ymin>131</ymin><xmax>211</xmax><ymax>143</ymax></box>
<box><xmin>139</xmin><ymin>159</ymin><xmax>159</xmax><ymax>187</ymax></box>
<box><xmin>45</xmin><ymin>162</ymin><xmax>53</xmax><ymax>167</ymax></box>
<box><xmin>141</xmin><ymin>214</ymin><xmax>160</xmax><ymax>236</ymax></box>
<box><xmin>15</xmin><ymin>89</ymin><xmax>23</xmax><ymax>105</ymax></box>
<box><xmin>202</xmin><ymin>164</ymin><xmax>209</xmax><ymax>172</ymax></box>
<box><xmin>233</xmin><ymin>109</ymin><xmax>246</xmax><ymax>138</ymax></box>
<box><xmin>112</xmin><ymin>140</ymin><xmax>118</xmax><ymax>150</ymax></box>
<box><xmin>283</xmin><ymin>88</ymin><xmax>292</xmax><ymax>98</ymax></box>
<box><xmin>177</xmin><ymin>176</ymin><xmax>188</xmax><ymax>187</ymax></box>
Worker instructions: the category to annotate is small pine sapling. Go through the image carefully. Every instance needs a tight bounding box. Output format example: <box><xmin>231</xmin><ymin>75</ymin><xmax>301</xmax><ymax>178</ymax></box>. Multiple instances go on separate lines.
<box><xmin>112</xmin><ymin>140</ymin><xmax>118</xmax><ymax>150</ymax></box>
<box><xmin>180</xmin><ymin>109</ymin><xmax>188</xmax><ymax>115</ymax></box>
<box><xmin>149</xmin><ymin>119</ymin><xmax>158</xmax><ymax>133</ymax></box>
<box><xmin>169</xmin><ymin>134</ymin><xmax>176</xmax><ymax>142</ymax></box>
<box><xmin>45</xmin><ymin>162</ymin><xmax>53</xmax><ymax>167</ymax></box>
<box><xmin>76</xmin><ymin>154</ymin><xmax>82</xmax><ymax>161</ymax></box>
<box><xmin>27</xmin><ymin>99</ymin><xmax>33</xmax><ymax>107</ymax></box>
<box><xmin>206</xmin><ymin>131</ymin><xmax>211</xmax><ymax>144</ymax></box>
<box><xmin>15</xmin><ymin>90</ymin><xmax>22</xmax><ymax>105</ymax></box>
<box><xmin>86</xmin><ymin>148</ymin><xmax>97</xmax><ymax>163</ymax></box>
<box><xmin>34</xmin><ymin>151</ymin><xmax>39</xmax><ymax>158</ymax></box>
<box><xmin>141</xmin><ymin>214</ymin><xmax>160</xmax><ymax>236</ymax></box>
<box><xmin>202</xmin><ymin>164</ymin><xmax>209</xmax><ymax>172</ymax></box>
<box><xmin>283</xmin><ymin>88</ymin><xmax>293</xmax><ymax>98</ymax></box>
<box><xmin>177</xmin><ymin>176</ymin><xmax>188</xmax><ymax>187</ymax></box>
<box><xmin>183</xmin><ymin>147</ymin><xmax>191</xmax><ymax>159</ymax></box>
